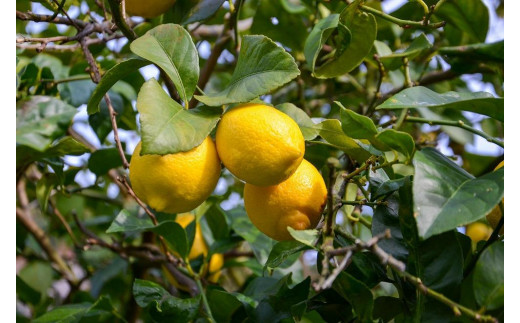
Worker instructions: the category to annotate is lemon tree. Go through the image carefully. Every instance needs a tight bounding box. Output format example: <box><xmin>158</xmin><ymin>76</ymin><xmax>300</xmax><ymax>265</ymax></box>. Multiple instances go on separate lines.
<box><xmin>16</xmin><ymin>0</ymin><xmax>504</xmax><ymax>322</ymax></box>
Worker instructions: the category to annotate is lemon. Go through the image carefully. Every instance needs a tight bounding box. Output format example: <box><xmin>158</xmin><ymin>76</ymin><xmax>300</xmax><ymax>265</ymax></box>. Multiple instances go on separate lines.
<box><xmin>216</xmin><ymin>103</ymin><xmax>305</xmax><ymax>186</ymax></box>
<box><xmin>129</xmin><ymin>137</ymin><xmax>221</xmax><ymax>214</ymax></box>
<box><xmin>486</xmin><ymin>161</ymin><xmax>504</xmax><ymax>235</ymax></box>
<box><xmin>164</xmin><ymin>213</ymin><xmax>224</xmax><ymax>290</ymax></box>
<box><xmin>465</xmin><ymin>222</ymin><xmax>492</xmax><ymax>242</ymax></box>
<box><xmin>244</xmin><ymin>159</ymin><xmax>327</xmax><ymax>241</ymax></box>
<box><xmin>125</xmin><ymin>0</ymin><xmax>176</xmax><ymax>18</ymax></box>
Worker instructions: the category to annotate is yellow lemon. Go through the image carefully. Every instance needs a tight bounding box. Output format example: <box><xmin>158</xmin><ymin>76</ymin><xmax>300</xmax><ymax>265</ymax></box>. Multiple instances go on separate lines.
<box><xmin>216</xmin><ymin>103</ymin><xmax>305</xmax><ymax>186</ymax></box>
<box><xmin>125</xmin><ymin>0</ymin><xmax>176</xmax><ymax>18</ymax></box>
<box><xmin>486</xmin><ymin>161</ymin><xmax>504</xmax><ymax>235</ymax></box>
<box><xmin>465</xmin><ymin>222</ymin><xmax>492</xmax><ymax>242</ymax></box>
<box><xmin>164</xmin><ymin>213</ymin><xmax>224</xmax><ymax>290</ymax></box>
<box><xmin>244</xmin><ymin>159</ymin><xmax>327</xmax><ymax>241</ymax></box>
<box><xmin>129</xmin><ymin>137</ymin><xmax>221</xmax><ymax>214</ymax></box>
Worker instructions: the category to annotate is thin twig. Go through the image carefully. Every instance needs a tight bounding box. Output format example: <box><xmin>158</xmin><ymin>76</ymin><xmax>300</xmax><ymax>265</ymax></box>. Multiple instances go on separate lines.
<box><xmin>359</xmin><ymin>4</ymin><xmax>445</xmax><ymax>29</ymax></box>
<box><xmin>365</xmin><ymin>54</ymin><xmax>385</xmax><ymax>116</ymax></box>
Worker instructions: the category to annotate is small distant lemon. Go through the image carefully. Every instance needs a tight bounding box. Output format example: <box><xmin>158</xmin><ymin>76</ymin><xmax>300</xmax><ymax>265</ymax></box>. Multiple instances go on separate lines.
<box><xmin>216</xmin><ymin>103</ymin><xmax>305</xmax><ymax>186</ymax></box>
<box><xmin>244</xmin><ymin>159</ymin><xmax>327</xmax><ymax>241</ymax></box>
<box><xmin>486</xmin><ymin>161</ymin><xmax>504</xmax><ymax>235</ymax></box>
<box><xmin>465</xmin><ymin>222</ymin><xmax>492</xmax><ymax>242</ymax></box>
<box><xmin>125</xmin><ymin>0</ymin><xmax>176</xmax><ymax>18</ymax></box>
<box><xmin>129</xmin><ymin>137</ymin><xmax>221</xmax><ymax>214</ymax></box>
<box><xmin>164</xmin><ymin>213</ymin><xmax>224</xmax><ymax>290</ymax></box>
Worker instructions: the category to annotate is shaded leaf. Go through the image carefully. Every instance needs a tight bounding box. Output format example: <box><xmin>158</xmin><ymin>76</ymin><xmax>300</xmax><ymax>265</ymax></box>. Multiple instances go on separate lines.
<box><xmin>87</xmin><ymin>58</ymin><xmax>150</xmax><ymax>114</ymax></box>
<box><xmin>439</xmin><ymin>40</ymin><xmax>504</xmax><ymax>62</ymax></box>
<box><xmin>130</xmin><ymin>24</ymin><xmax>199</xmax><ymax>104</ymax></box>
<box><xmin>333</xmin><ymin>272</ymin><xmax>373</xmax><ymax>321</ymax></box>
<box><xmin>413</xmin><ymin>148</ymin><xmax>504</xmax><ymax>239</ymax></box>
<box><xmin>152</xmin><ymin>221</ymin><xmax>189</xmax><ymax>258</ymax></box>
<box><xmin>473</xmin><ymin>241</ymin><xmax>504</xmax><ymax>310</ymax></box>
<box><xmin>195</xmin><ymin>35</ymin><xmax>300</xmax><ymax>106</ymax></box>
<box><xmin>276</xmin><ymin>103</ymin><xmax>318</xmax><ymax>140</ymax></box>
<box><xmin>106</xmin><ymin>210</ymin><xmax>155</xmax><ymax>233</ymax></box>
<box><xmin>137</xmin><ymin>78</ymin><xmax>221</xmax><ymax>155</ymax></box>
<box><xmin>314</xmin><ymin>2</ymin><xmax>377</xmax><ymax>78</ymax></box>
<box><xmin>377</xmin><ymin>86</ymin><xmax>504</xmax><ymax>122</ymax></box>
<box><xmin>264</xmin><ymin>241</ymin><xmax>308</xmax><ymax>270</ymax></box>
<box><xmin>181</xmin><ymin>0</ymin><xmax>225</xmax><ymax>24</ymax></box>
<box><xmin>379</xmin><ymin>33</ymin><xmax>433</xmax><ymax>70</ymax></box>
<box><xmin>88</xmin><ymin>148</ymin><xmax>131</xmax><ymax>176</ymax></box>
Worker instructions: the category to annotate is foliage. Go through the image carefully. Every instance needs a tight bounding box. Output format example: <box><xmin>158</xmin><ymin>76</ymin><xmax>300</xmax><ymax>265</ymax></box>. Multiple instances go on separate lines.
<box><xmin>16</xmin><ymin>0</ymin><xmax>504</xmax><ymax>322</ymax></box>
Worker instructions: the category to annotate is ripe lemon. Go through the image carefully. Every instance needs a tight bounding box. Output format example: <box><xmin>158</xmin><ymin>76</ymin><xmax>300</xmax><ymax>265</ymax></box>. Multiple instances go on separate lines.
<box><xmin>125</xmin><ymin>0</ymin><xmax>176</xmax><ymax>18</ymax></box>
<box><xmin>216</xmin><ymin>103</ymin><xmax>305</xmax><ymax>186</ymax></box>
<box><xmin>164</xmin><ymin>213</ymin><xmax>224</xmax><ymax>290</ymax></box>
<box><xmin>465</xmin><ymin>222</ymin><xmax>492</xmax><ymax>242</ymax></box>
<box><xmin>486</xmin><ymin>161</ymin><xmax>504</xmax><ymax>235</ymax></box>
<box><xmin>244</xmin><ymin>159</ymin><xmax>327</xmax><ymax>241</ymax></box>
<box><xmin>129</xmin><ymin>137</ymin><xmax>221</xmax><ymax>214</ymax></box>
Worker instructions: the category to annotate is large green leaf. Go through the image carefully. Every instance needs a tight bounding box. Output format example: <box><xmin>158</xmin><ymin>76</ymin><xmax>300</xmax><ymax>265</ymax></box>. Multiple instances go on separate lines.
<box><xmin>152</xmin><ymin>221</ymin><xmax>190</xmax><ymax>259</ymax></box>
<box><xmin>264</xmin><ymin>241</ymin><xmax>309</xmax><ymax>270</ymax></box>
<box><xmin>435</xmin><ymin>0</ymin><xmax>489</xmax><ymax>44</ymax></box>
<box><xmin>133</xmin><ymin>279</ymin><xmax>201</xmax><ymax>321</ymax></box>
<box><xmin>473</xmin><ymin>241</ymin><xmax>504</xmax><ymax>310</ymax></box>
<box><xmin>439</xmin><ymin>40</ymin><xmax>504</xmax><ymax>62</ymax></box>
<box><xmin>276</xmin><ymin>103</ymin><xmax>318</xmax><ymax>140</ymax></box>
<box><xmin>373</xmin><ymin>129</ymin><xmax>415</xmax><ymax>161</ymax></box>
<box><xmin>181</xmin><ymin>0</ymin><xmax>225</xmax><ymax>25</ymax></box>
<box><xmin>333</xmin><ymin>272</ymin><xmax>373</xmax><ymax>321</ymax></box>
<box><xmin>377</xmin><ymin>86</ymin><xmax>504</xmax><ymax>122</ymax></box>
<box><xmin>338</xmin><ymin>103</ymin><xmax>378</xmax><ymax>139</ymax></box>
<box><xmin>304</xmin><ymin>14</ymin><xmax>340</xmax><ymax>72</ymax></box>
<box><xmin>379</xmin><ymin>33</ymin><xmax>433</xmax><ymax>70</ymax></box>
<box><xmin>195</xmin><ymin>35</ymin><xmax>300</xmax><ymax>106</ymax></box>
<box><xmin>87</xmin><ymin>58</ymin><xmax>149</xmax><ymax>114</ymax></box>
<box><xmin>16</xmin><ymin>96</ymin><xmax>77</xmax><ymax>151</ymax></box>
<box><xmin>130</xmin><ymin>24</ymin><xmax>199</xmax><ymax>104</ymax></box>
<box><xmin>136</xmin><ymin>78</ymin><xmax>221</xmax><ymax>155</ymax></box>
<box><xmin>413</xmin><ymin>148</ymin><xmax>504</xmax><ymax>239</ymax></box>
<box><xmin>315</xmin><ymin>119</ymin><xmax>372</xmax><ymax>161</ymax></box>
<box><xmin>88</xmin><ymin>148</ymin><xmax>131</xmax><ymax>176</ymax></box>
<box><xmin>32</xmin><ymin>296</ymin><xmax>122</xmax><ymax>323</ymax></box>
<box><xmin>313</xmin><ymin>2</ymin><xmax>377</xmax><ymax>78</ymax></box>
<box><xmin>106</xmin><ymin>210</ymin><xmax>155</xmax><ymax>233</ymax></box>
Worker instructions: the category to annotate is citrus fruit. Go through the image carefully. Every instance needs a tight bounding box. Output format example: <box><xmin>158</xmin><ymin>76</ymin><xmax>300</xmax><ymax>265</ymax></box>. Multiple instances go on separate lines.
<box><xmin>125</xmin><ymin>0</ymin><xmax>176</xmax><ymax>18</ymax></box>
<box><xmin>486</xmin><ymin>161</ymin><xmax>504</xmax><ymax>235</ymax></box>
<box><xmin>129</xmin><ymin>137</ymin><xmax>221</xmax><ymax>214</ymax></box>
<box><xmin>215</xmin><ymin>103</ymin><xmax>305</xmax><ymax>186</ymax></box>
<box><xmin>465</xmin><ymin>222</ymin><xmax>492</xmax><ymax>242</ymax></box>
<box><xmin>244</xmin><ymin>159</ymin><xmax>327</xmax><ymax>241</ymax></box>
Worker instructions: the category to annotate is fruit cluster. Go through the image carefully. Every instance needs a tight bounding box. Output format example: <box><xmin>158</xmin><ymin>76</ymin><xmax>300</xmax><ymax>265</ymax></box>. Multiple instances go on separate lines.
<box><xmin>129</xmin><ymin>103</ymin><xmax>327</xmax><ymax>241</ymax></box>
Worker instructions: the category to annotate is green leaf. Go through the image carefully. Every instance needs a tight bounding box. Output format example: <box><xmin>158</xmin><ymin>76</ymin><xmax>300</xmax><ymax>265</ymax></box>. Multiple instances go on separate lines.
<box><xmin>373</xmin><ymin>129</ymin><xmax>415</xmax><ymax>160</ymax></box>
<box><xmin>413</xmin><ymin>148</ymin><xmax>504</xmax><ymax>239</ymax></box>
<box><xmin>106</xmin><ymin>210</ymin><xmax>155</xmax><ymax>233</ymax></box>
<box><xmin>304</xmin><ymin>14</ymin><xmax>340</xmax><ymax>72</ymax></box>
<box><xmin>32</xmin><ymin>303</ymin><xmax>91</xmax><ymax>323</ymax></box>
<box><xmin>379</xmin><ymin>33</ymin><xmax>433</xmax><ymax>70</ymax></box>
<box><xmin>130</xmin><ymin>24</ymin><xmax>199</xmax><ymax>104</ymax></box>
<box><xmin>372</xmin><ymin>296</ymin><xmax>404</xmax><ymax>322</ymax></box>
<box><xmin>137</xmin><ymin>78</ymin><xmax>221</xmax><ymax>155</ymax></box>
<box><xmin>152</xmin><ymin>221</ymin><xmax>189</xmax><ymax>259</ymax></box>
<box><xmin>473</xmin><ymin>241</ymin><xmax>504</xmax><ymax>310</ymax></box>
<box><xmin>36</xmin><ymin>173</ymin><xmax>57</xmax><ymax>212</ymax></box>
<box><xmin>181</xmin><ymin>0</ymin><xmax>225</xmax><ymax>24</ymax></box>
<box><xmin>133</xmin><ymin>279</ymin><xmax>170</xmax><ymax>307</ymax></box>
<box><xmin>87</xmin><ymin>58</ymin><xmax>150</xmax><ymax>114</ymax></box>
<box><xmin>439</xmin><ymin>40</ymin><xmax>504</xmax><ymax>62</ymax></box>
<box><xmin>59</xmin><ymin>78</ymin><xmax>96</xmax><ymax>107</ymax></box>
<box><xmin>276</xmin><ymin>103</ymin><xmax>318</xmax><ymax>140</ymax></box>
<box><xmin>264</xmin><ymin>241</ymin><xmax>308</xmax><ymax>270</ymax></box>
<box><xmin>377</xmin><ymin>86</ymin><xmax>504</xmax><ymax>122</ymax></box>
<box><xmin>133</xmin><ymin>279</ymin><xmax>201</xmax><ymax>322</ymax></box>
<box><xmin>16</xmin><ymin>96</ymin><xmax>77</xmax><ymax>151</ymax></box>
<box><xmin>338</xmin><ymin>103</ymin><xmax>378</xmax><ymax>139</ymax></box>
<box><xmin>435</xmin><ymin>0</ymin><xmax>489</xmax><ymax>44</ymax></box>
<box><xmin>16</xmin><ymin>275</ymin><xmax>41</xmax><ymax>305</ymax></box>
<box><xmin>315</xmin><ymin>119</ymin><xmax>372</xmax><ymax>161</ymax></box>
<box><xmin>195</xmin><ymin>35</ymin><xmax>300</xmax><ymax>106</ymax></box>
<box><xmin>313</xmin><ymin>3</ymin><xmax>377</xmax><ymax>78</ymax></box>
<box><xmin>88</xmin><ymin>148</ymin><xmax>130</xmax><ymax>176</ymax></box>
<box><xmin>207</xmin><ymin>289</ymin><xmax>244</xmax><ymax>323</ymax></box>
<box><xmin>287</xmin><ymin>227</ymin><xmax>319</xmax><ymax>247</ymax></box>
<box><xmin>333</xmin><ymin>272</ymin><xmax>373</xmax><ymax>321</ymax></box>
<box><xmin>204</xmin><ymin>204</ymin><xmax>229</xmax><ymax>241</ymax></box>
